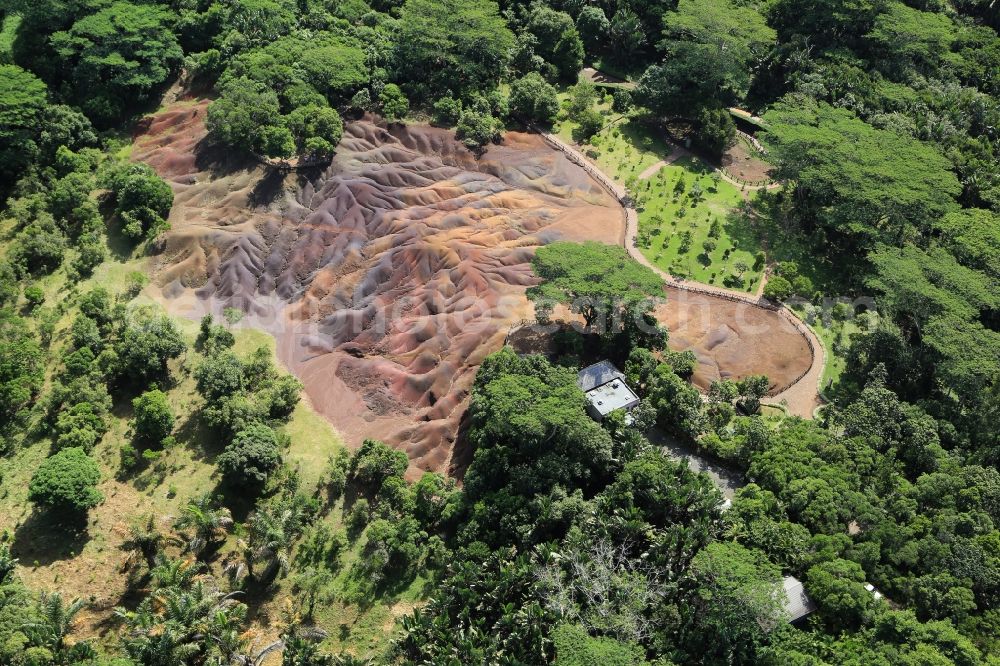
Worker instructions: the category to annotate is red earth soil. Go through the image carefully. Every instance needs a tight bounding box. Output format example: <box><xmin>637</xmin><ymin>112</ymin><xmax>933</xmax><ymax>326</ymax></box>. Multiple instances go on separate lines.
<box><xmin>134</xmin><ymin>101</ymin><xmax>811</xmax><ymax>478</ymax></box>
<box><xmin>134</xmin><ymin>102</ymin><xmax>620</xmax><ymax>477</ymax></box>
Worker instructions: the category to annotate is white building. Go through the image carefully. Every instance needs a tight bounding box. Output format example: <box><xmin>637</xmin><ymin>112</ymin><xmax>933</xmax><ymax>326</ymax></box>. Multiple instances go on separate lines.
<box><xmin>577</xmin><ymin>360</ymin><xmax>640</xmax><ymax>422</ymax></box>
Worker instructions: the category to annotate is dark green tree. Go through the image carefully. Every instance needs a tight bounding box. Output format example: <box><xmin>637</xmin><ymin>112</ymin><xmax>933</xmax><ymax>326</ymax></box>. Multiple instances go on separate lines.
<box><xmin>132</xmin><ymin>389</ymin><xmax>175</xmax><ymax>445</ymax></box>
<box><xmin>0</xmin><ymin>64</ymin><xmax>48</xmax><ymax>179</ymax></box>
<box><xmin>49</xmin><ymin>2</ymin><xmax>182</xmax><ymax>123</ymax></box>
<box><xmin>509</xmin><ymin>73</ymin><xmax>560</xmax><ymax>124</ymax></box>
<box><xmin>526</xmin><ymin>5</ymin><xmax>584</xmax><ymax>81</ymax></box>
<box><xmin>29</xmin><ymin>447</ymin><xmax>103</xmax><ymax>515</ymax></box>
<box><xmin>218</xmin><ymin>423</ymin><xmax>282</xmax><ymax>489</ymax></box>
<box><xmin>394</xmin><ymin>0</ymin><xmax>514</xmax><ymax>99</ymax></box>
<box><xmin>529</xmin><ymin>241</ymin><xmax>663</xmax><ymax>330</ymax></box>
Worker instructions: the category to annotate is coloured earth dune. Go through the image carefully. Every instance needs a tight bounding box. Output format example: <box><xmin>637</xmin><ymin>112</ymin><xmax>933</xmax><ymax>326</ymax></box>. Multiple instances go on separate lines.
<box><xmin>134</xmin><ymin>101</ymin><xmax>812</xmax><ymax>478</ymax></box>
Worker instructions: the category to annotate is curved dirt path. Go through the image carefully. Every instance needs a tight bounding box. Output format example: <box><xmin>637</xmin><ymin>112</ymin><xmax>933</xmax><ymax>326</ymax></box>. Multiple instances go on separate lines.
<box><xmin>532</xmin><ymin>128</ymin><xmax>825</xmax><ymax>418</ymax></box>
<box><xmin>638</xmin><ymin>160</ymin><xmax>668</xmax><ymax>180</ymax></box>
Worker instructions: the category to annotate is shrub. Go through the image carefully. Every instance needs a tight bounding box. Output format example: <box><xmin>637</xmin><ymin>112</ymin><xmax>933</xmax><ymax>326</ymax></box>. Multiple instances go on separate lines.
<box><xmin>285</xmin><ymin>104</ymin><xmax>343</xmax><ymax>158</ymax></box>
<box><xmin>380</xmin><ymin>84</ymin><xmax>409</xmax><ymax>122</ymax></box>
<box><xmin>325</xmin><ymin>449</ymin><xmax>351</xmax><ymax>501</ymax></box>
<box><xmin>99</xmin><ymin>162</ymin><xmax>173</xmax><ymax>240</ymax></box>
<box><xmin>574</xmin><ymin>108</ymin><xmax>603</xmax><ymax>142</ymax></box>
<box><xmin>29</xmin><ymin>447</ymin><xmax>103</xmax><ymax>514</ymax></box>
<box><xmin>348</xmin><ymin>498</ymin><xmax>370</xmax><ymax>532</ymax></box>
<box><xmin>12</xmin><ymin>215</ymin><xmax>67</xmax><ymax>274</ymax></box>
<box><xmin>54</xmin><ymin>402</ymin><xmax>106</xmax><ymax>451</ymax></box>
<box><xmin>763</xmin><ymin>275</ymin><xmax>793</xmax><ymax>302</ymax></box>
<box><xmin>350</xmin><ymin>439</ymin><xmax>408</xmax><ymax>489</ymax></box>
<box><xmin>132</xmin><ymin>389</ymin><xmax>174</xmax><ymax>445</ymax></box>
<box><xmin>792</xmin><ymin>275</ymin><xmax>814</xmax><ymax>297</ymax></box>
<box><xmin>509</xmin><ymin>73</ymin><xmax>560</xmax><ymax>125</ymax></box>
<box><xmin>120</xmin><ymin>443</ymin><xmax>139</xmax><ymax>470</ymax></box>
<box><xmin>456</xmin><ymin>108</ymin><xmax>503</xmax><ymax>150</ymax></box>
<box><xmin>23</xmin><ymin>285</ymin><xmax>44</xmax><ymax>307</ymax></box>
<box><xmin>611</xmin><ymin>88</ymin><xmax>633</xmax><ymax>113</ymax></box>
<box><xmin>217</xmin><ymin>423</ymin><xmax>282</xmax><ymax>489</ymax></box>
<box><xmin>112</xmin><ymin>308</ymin><xmax>186</xmax><ymax>384</ymax></box>
<box><xmin>432</xmin><ymin>96</ymin><xmax>463</xmax><ymax>126</ymax></box>
<box><xmin>195</xmin><ymin>351</ymin><xmax>245</xmax><ymax>402</ymax></box>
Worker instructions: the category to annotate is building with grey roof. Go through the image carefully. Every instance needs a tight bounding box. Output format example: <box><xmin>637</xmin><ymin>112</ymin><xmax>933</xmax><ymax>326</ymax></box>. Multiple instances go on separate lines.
<box><xmin>782</xmin><ymin>575</ymin><xmax>817</xmax><ymax>624</ymax></box>
<box><xmin>577</xmin><ymin>361</ymin><xmax>640</xmax><ymax>422</ymax></box>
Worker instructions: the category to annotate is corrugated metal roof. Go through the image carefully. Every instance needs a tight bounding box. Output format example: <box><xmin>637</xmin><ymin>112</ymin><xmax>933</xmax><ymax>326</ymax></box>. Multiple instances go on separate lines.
<box><xmin>577</xmin><ymin>360</ymin><xmax>626</xmax><ymax>392</ymax></box>
<box><xmin>782</xmin><ymin>576</ymin><xmax>817</xmax><ymax>623</ymax></box>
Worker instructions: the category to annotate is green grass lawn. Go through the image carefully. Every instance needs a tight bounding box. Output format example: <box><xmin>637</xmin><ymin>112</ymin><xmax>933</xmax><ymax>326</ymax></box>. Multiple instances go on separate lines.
<box><xmin>633</xmin><ymin>158</ymin><xmax>763</xmax><ymax>290</ymax></box>
<box><xmin>552</xmin><ymin>95</ymin><xmax>765</xmax><ymax>291</ymax></box>
<box><xmin>789</xmin><ymin>302</ymin><xmax>864</xmax><ymax>391</ymax></box>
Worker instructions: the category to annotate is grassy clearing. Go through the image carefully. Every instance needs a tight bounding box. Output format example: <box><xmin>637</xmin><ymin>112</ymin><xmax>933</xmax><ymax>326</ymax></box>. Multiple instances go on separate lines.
<box><xmin>309</xmin><ymin>505</ymin><xmax>429</xmax><ymax>658</ymax></box>
<box><xmin>633</xmin><ymin>158</ymin><xmax>763</xmax><ymax>290</ymax></box>
<box><xmin>554</xmin><ymin>93</ymin><xmax>668</xmax><ymax>182</ymax></box>
<box><xmin>789</xmin><ymin>303</ymin><xmax>865</xmax><ymax>391</ymax></box>
<box><xmin>812</xmin><ymin>318</ymin><xmax>862</xmax><ymax>391</ymax></box>
<box><xmin>552</xmin><ymin>93</ymin><xmax>765</xmax><ymax>290</ymax></box>
<box><xmin>0</xmin><ymin>216</ymin><xmax>416</xmax><ymax>658</ymax></box>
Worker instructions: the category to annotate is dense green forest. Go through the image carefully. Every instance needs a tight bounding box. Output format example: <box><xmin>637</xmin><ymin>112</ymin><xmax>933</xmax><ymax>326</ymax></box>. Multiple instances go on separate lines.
<box><xmin>0</xmin><ymin>0</ymin><xmax>998</xmax><ymax>663</ymax></box>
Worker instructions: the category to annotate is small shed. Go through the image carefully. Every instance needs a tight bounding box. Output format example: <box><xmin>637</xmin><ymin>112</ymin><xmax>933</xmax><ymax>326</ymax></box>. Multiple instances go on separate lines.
<box><xmin>577</xmin><ymin>361</ymin><xmax>640</xmax><ymax>422</ymax></box>
<box><xmin>782</xmin><ymin>576</ymin><xmax>817</xmax><ymax>624</ymax></box>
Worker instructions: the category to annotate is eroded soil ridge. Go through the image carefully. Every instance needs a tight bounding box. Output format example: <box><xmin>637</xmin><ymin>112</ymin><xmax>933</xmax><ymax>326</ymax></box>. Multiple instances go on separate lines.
<box><xmin>137</xmin><ymin>103</ymin><xmax>620</xmax><ymax>475</ymax></box>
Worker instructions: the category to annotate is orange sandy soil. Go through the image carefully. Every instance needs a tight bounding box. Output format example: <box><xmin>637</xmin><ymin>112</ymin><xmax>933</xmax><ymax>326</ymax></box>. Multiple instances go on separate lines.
<box><xmin>655</xmin><ymin>289</ymin><xmax>810</xmax><ymax>392</ymax></box>
<box><xmin>133</xmin><ymin>101</ymin><xmax>811</xmax><ymax>478</ymax></box>
<box><xmin>135</xmin><ymin>101</ymin><xmax>620</xmax><ymax>478</ymax></box>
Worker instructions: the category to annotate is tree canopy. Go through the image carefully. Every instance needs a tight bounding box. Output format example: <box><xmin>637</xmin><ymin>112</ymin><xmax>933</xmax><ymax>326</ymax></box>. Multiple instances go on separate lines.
<box><xmin>394</xmin><ymin>0</ymin><xmax>514</xmax><ymax>99</ymax></box>
<box><xmin>29</xmin><ymin>446</ymin><xmax>103</xmax><ymax>515</ymax></box>
<box><xmin>529</xmin><ymin>241</ymin><xmax>664</xmax><ymax>330</ymax></box>
<box><xmin>762</xmin><ymin>100</ymin><xmax>961</xmax><ymax>253</ymax></box>
<box><xmin>49</xmin><ymin>2</ymin><xmax>182</xmax><ymax>124</ymax></box>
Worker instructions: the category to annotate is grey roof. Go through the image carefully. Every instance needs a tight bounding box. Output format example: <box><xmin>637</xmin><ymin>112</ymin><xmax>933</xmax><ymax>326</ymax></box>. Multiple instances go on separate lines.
<box><xmin>585</xmin><ymin>379</ymin><xmax>640</xmax><ymax>418</ymax></box>
<box><xmin>782</xmin><ymin>576</ymin><xmax>817</xmax><ymax>623</ymax></box>
<box><xmin>577</xmin><ymin>360</ymin><xmax>626</xmax><ymax>392</ymax></box>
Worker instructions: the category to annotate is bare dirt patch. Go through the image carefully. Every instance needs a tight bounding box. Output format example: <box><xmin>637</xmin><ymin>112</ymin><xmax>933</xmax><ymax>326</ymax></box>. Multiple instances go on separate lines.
<box><xmin>655</xmin><ymin>288</ymin><xmax>811</xmax><ymax>393</ymax></box>
<box><xmin>720</xmin><ymin>138</ymin><xmax>772</xmax><ymax>183</ymax></box>
<box><xmin>133</xmin><ymin>102</ymin><xmax>812</xmax><ymax>477</ymax></box>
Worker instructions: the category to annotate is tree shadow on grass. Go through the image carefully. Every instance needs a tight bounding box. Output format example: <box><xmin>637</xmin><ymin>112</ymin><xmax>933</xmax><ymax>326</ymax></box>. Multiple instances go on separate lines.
<box><xmin>173</xmin><ymin>408</ymin><xmax>224</xmax><ymax>465</ymax></box>
<box><xmin>721</xmin><ymin>209</ymin><xmax>764</xmax><ymax>258</ymax></box>
<box><xmin>12</xmin><ymin>508</ymin><xmax>92</xmax><ymax>567</ymax></box>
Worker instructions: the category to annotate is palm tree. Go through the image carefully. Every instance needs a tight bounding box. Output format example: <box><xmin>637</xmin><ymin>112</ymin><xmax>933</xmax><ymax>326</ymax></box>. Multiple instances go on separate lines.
<box><xmin>150</xmin><ymin>554</ymin><xmax>205</xmax><ymax>590</ymax></box>
<box><xmin>117</xmin><ymin>572</ymin><xmax>247</xmax><ymax>666</ymax></box>
<box><xmin>22</xmin><ymin>592</ymin><xmax>87</xmax><ymax>652</ymax></box>
<box><xmin>117</xmin><ymin>621</ymin><xmax>202</xmax><ymax>666</ymax></box>
<box><xmin>174</xmin><ymin>494</ymin><xmax>234</xmax><ymax>558</ymax></box>
<box><xmin>120</xmin><ymin>514</ymin><xmax>168</xmax><ymax>572</ymax></box>
<box><xmin>230</xmin><ymin>501</ymin><xmax>304</xmax><ymax>587</ymax></box>
<box><xmin>216</xmin><ymin>632</ymin><xmax>284</xmax><ymax>666</ymax></box>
